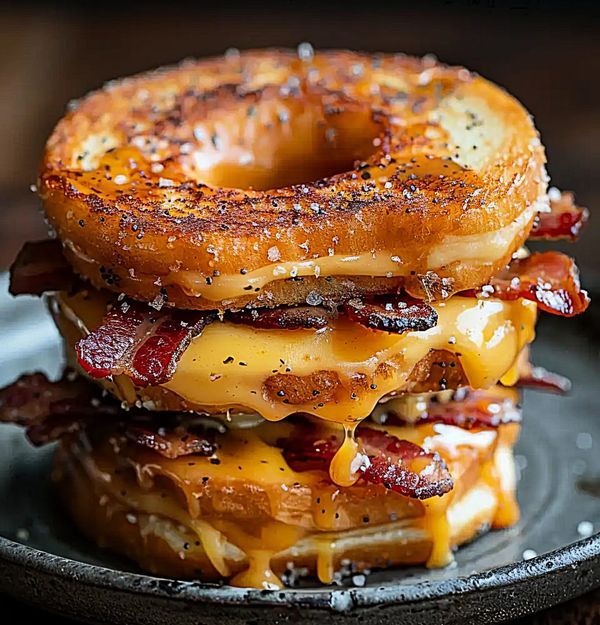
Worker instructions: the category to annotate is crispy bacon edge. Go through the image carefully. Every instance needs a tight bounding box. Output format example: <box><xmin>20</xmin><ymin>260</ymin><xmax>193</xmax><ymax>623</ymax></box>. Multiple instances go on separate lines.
<box><xmin>359</xmin><ymin>427</ymin><xmax>454</xmax><ymax>499</ymax></box>
<box><xmin>343</xmin><ymin>294</ymin><xmax>438</xmax><ymax>334</ymax></box>
<box><xmin>76</xmin><ymin>300</ymin><xmax>215</xmax><ymax>387</ymax></box>
<box><xmin>280</xmin><ymin>425</ymin><xmax>453</xmax><ymax>500</ymax></box>
<box><xmin>227</xmin><ymin>305</ymin><xmax>333</xmax><ymax>330</ymax></box>
<box><xmin>0</xmin><ymin>371</ymin><xmax>217</xmax><ymax>458</ymax></box>
<box><xmin>0</xmin><ymin>371</ymin><xmax>117</xmax><ymax>445</ymax></box>
<box><xmin>124</xmin><ymin>424</ymin><xmax>217</xmax><ymax>459</ymax></box>
<box><xmin>471</xmin><ymin>251</ymin><xmax>589</xmax><ymax>317</ymax></box>
<box><xmin>529</xmin><ymin>190</ymin><xmax>589</xmax><ymax>241</ymax></box>
<box><xmin>9</xmin><ymin>239</ymin><xmax>75</xmax><ymax>296</ymax></box>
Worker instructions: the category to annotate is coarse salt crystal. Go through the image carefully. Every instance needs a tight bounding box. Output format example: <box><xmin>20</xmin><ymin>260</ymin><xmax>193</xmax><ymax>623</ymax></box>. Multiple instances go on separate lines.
<box><xmin>548</xmin><ymin>187</ymin><xmax>561</xmax><ymax>202</ymax></box>
<box><xmin>297</xmin><ymin>42</ymin><xmax>314</xmax><ymax>61</ymax></box>
<box><xmin>267</xmin><ymin>246</ymin><xmax>281</xmax><ymax>262</ymax></box>
<box><xmin>577</xmin><ymin>521</ymin><xmax>594</xmax><ymax>537</ymax></box>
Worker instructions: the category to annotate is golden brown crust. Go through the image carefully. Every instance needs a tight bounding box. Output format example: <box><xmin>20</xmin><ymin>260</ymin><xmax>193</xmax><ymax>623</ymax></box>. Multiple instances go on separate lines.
<box><xmin>262</xmin><ymin>350</ymin><xmax>467</xmax><ymax>406</ymax></box>
<box><xmin>40</xmin><ymin>49</ymin><xmax>546</xmax><ymax>310</ymax></box>
<box><xmin>407</xmin><ymin>350</ymin><xmax>466</xmax><ymax>393</ymax></box>
<box><xmin>56</xmin><ymin>481</ymin><xmax>441</xmax><ymax>581</ymax></box>
<box><xmin>57</xmin><ymin>469</ymin><xmax>437</xmax><ymax>581</ymax></box>
<box><xmin>54</xmin><ymin>420</ymin><xmax>517</xmax><ymax>584</ymax></box>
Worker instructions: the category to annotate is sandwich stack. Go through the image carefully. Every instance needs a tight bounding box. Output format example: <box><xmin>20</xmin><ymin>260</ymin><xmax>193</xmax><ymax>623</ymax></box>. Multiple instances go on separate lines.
<box><xmin>0</xmin><ymin>49</ymin><xmax>589</xmax><ymax>589</ymax></box>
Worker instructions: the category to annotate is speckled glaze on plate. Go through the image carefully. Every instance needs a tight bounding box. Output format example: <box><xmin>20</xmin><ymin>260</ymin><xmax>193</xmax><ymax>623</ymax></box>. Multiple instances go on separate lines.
<box><xmin>0</xmin><ymin>280</ymin><xmax>598</xmax><ymax>625</ymax></box>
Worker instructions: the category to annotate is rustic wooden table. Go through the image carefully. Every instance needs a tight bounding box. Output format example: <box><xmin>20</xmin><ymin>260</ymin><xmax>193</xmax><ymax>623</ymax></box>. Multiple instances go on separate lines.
<box><xmin>0</xmin><ymin>1</ymin><xmax>598</xmax><ymax>622</ymax></box>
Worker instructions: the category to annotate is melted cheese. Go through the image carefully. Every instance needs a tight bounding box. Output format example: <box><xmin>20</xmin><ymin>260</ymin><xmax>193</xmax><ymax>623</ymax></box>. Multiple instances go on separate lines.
<box><xmin>489</xmin><ymin>444</ymin><xmax>520</xmax><ymax>528</ymax></box>
<box><xmin>328</xmin><ymin>425</ymin><xmax>364</xmax><ymax>487</ymax></box>
<box><xmin>56</xmin><ymin>293</ymin><xmax>536</xmax><ymax>426</ymax></box>
<box><xmin>56</xmin><ymin>291</ymin><xmax>534</xmax><ymax>500</ymax></box>
<box><xmin>61</xmin><ymin>417</ymin><xmax>519</xmax><ymax>588</ymax></box>
<box><xmin>166</xmin><ymin>204</ymin><xmax>536</xmax><ymax>301</ymax></box>
<box><xmin>421</xmin><ymin>496</ymin><xmax>452</xmax><ymax>567</ymax></box>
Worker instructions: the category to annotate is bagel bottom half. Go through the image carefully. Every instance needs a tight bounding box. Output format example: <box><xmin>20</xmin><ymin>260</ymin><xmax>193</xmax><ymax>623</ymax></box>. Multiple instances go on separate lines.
<box><xmin>52</xmin><ymin>416</ymin><xmax>520</xmax><ymax>589</ymax></box>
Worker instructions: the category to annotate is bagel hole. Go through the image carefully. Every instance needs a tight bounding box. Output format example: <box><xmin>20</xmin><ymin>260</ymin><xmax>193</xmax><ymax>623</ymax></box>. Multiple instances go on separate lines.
<box><xmin>191</xmin><ymin>98</ymin><xmax>382</xmax><ymax>191</ymax></box>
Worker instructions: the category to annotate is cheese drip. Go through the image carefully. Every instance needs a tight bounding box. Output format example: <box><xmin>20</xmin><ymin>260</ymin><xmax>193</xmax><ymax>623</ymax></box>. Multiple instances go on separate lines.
<box><xmin>421</xmin><ymin>496</ymin><xmax>452</xmax><ymax>567</ymax></box>
<box><xmin>329</xmin><ymin>425</ymin><xmax>363</xmax><ymax>487</ymax></box>
<box><xmin>55</xmin><ymin>291</ymin><xmax>534</xmax><ymax>493</ymax></box>
<box><xmin>58</xmin><ymin>418</ymin><xmax>519</xmax><ymax>588</ymax></box>
<box><xmin>56</xmin><ymin>293</ymin><xmax>536</xmax><ymax>427</ymax></box>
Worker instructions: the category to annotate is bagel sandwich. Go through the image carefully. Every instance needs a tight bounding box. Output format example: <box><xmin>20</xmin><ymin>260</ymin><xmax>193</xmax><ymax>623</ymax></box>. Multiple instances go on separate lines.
<box><xmin>1</xmin><ymin>47</ymin><xmax>590</xmax><ymax>589</ymax></box>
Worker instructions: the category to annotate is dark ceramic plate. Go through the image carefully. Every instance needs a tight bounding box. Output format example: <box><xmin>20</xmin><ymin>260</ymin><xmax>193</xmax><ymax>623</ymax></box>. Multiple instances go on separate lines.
<box><xmin>0</xmin><ymin>278</ymin><xmax>599</xmax><ymax>625</ymax></box>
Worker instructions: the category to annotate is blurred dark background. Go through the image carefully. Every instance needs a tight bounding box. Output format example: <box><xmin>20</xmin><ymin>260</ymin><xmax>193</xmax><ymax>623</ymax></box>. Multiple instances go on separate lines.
<box><xmin>0</xmin><ymin>0</ymin><xmax>598</xmax><ymax>286</ymax></box>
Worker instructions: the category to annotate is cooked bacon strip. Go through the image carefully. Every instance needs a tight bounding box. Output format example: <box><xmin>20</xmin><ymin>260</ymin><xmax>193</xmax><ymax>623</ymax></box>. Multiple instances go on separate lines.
<box><xmin>228</xmin><ymin>305</ymin><xmax>333</xmax><ymax>330</ymax></box>
<box><xmin>281</xmin><ymin>425</ymin><xmax>453</xmax><ymax>499</ymax></box>
<box><xmin>76</xmin><ymin>300</ymin><xmax>215</xmax><ymax>386</ymax></box>
<box><xmin>343</xmin><ymin>294</ymin><xmax>438</xmax><ymax>334</ymax></box>
<box><xmin>125</xmin><ymin>424</ymin><xmax>217</xmax><ymax>459</ymax></box>
<box><xmin>517</xmin><ymin>365</ymin><xmax>571</xmax><ymax>394</ymax></box>
<box><xmin>216</xmin><ymin>296</ymin><xmax>437</xmax><ymax>334</ymax></box>
<box><xmin>529</xmin><ymin>190</ymin><xmax>589</xmax><ymax>241</ymax></box>
<box><xmin>279</xmin><ymin>431</ymin><xmax>339</xmax><ymax>473</ymax></box>
<box><xmin>9</xmin><ymin>239</ymin><xmax>76</xmax><ymax>296</ymax></box>
<box><xmin>0</xmin><ymin>371</ymin><xmax>118</xmax><ymax>445</ymax></box>
<box><xmin>358</xmin><ymin>427</ymin><xmax>453</xmax><ymax>499</ymax></box>
<box><xmin>73</xmin><ymin>292</ymin><xmax>437</xmax><ymax>387</ymax></box>
<box><xmin>473</xmin><ymin>251</ymin><xmax>589</xmax><ymax>316</ymax></box>
<box><xmin>0</xmin><ymin>371</ymin><xmax>219</xmax><ymax>458</ymax></box>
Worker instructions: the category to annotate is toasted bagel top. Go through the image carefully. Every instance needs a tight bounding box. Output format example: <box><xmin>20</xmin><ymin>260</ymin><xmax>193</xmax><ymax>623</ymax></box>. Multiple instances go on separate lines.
<box><xmin>40</xmin><ymin>49</ymin><xmax>547</xmax><ymax>310</ymax></box>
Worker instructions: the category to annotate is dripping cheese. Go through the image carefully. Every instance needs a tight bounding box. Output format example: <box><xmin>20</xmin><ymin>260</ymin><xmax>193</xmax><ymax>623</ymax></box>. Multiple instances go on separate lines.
<box><xmin>54</xmin><ymin>291</ymin><xmax>537</xmax><ymax>424</ymax></box>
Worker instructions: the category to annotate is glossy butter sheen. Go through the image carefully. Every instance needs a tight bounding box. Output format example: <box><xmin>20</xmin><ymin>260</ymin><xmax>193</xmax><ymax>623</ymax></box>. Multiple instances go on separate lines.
<box><xmin>58</xmin><ymin>292</ymin><xmax>537</xmax><ymax>423</ymax></box>
<box><xmin>164</xmin><ymin>297</ymin><xmax>536</xmax><ymax>421</ymax></box>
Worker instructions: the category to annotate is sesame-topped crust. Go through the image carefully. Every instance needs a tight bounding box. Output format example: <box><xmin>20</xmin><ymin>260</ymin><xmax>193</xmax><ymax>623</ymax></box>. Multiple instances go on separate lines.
<box><xmin>39</xmin><ymin>48</ymin><xmax>547</xmax><ymax>310</ymax></box>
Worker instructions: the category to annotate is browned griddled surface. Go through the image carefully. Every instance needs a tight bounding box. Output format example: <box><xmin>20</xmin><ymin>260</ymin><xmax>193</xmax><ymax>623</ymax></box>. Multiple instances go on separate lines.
<box><xmin>38</xmin><ymin>48</ymin><xmax>546</xmax><ymax>309</ymax></box>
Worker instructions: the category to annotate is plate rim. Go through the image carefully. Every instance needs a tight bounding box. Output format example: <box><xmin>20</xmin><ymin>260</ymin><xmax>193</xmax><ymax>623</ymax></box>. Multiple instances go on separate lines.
<box><xmin>1</xmin><ymin>531</ymin><xmax>599</xmax><ymax>611</ymax></box>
